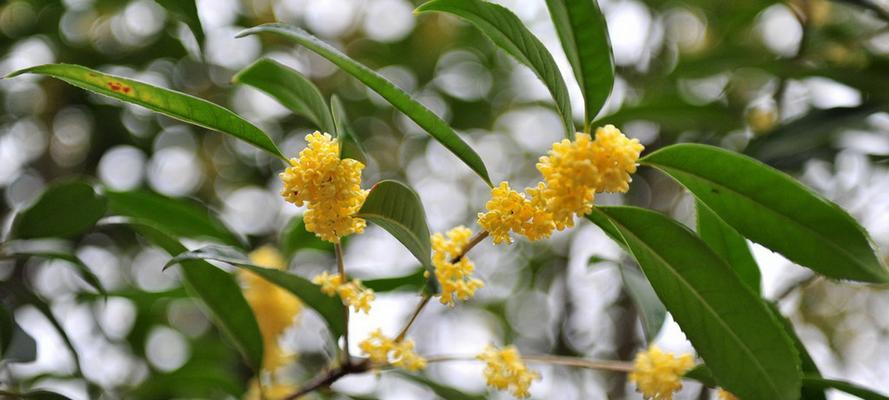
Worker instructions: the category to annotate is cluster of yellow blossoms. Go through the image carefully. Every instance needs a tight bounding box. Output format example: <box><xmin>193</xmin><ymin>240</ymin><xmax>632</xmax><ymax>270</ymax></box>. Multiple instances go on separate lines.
<box><xmin>430</xmin><ymin>226</ymin><xmax>484</xmax><ymax>306</ymax></box>
<box><xmin>280</xmin><ymin>132</ymin><xmax>368</xmax><ymax>243</ymax></box>
<box><xmin>629</xmin><ymin>345</ymin><xmax>695</xmax><ymax>400</ymax></box>
<box><xmin>479</xmin><ymin>125</ymin><xmax>644</xmax><ymax>243</ymax></box>
<box><xmin>358</xmin><ymin>329</ymin><xmax>427</xmax><ymax>372</ymax></box>
<box><xmin>241</xmin><ymin>246</ymin><xmax>302</xmax><ymax>399</ymax></box>
<box><xmin>312</xmin><ymin>271</ymin><xmax>375</xmax><ymax>313</ymax></box>
<box><xmin>477</xmin><ymin>345</ymin><xmax>540</xmax><ymax>398</ymax></box>
<box><xmin>717</xmin><ymin>388</ymin><xmax>739</xmax><ymax>400</ymax></box>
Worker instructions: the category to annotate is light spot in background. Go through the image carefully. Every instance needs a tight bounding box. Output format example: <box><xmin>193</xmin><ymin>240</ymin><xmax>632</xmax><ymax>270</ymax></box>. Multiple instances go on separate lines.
<box><xmin>167</xmin><ymin>299</ymin><xmax>211</xmax><ymax>338</ymax></box>
<box><xmin>606</xmin><ymin>0</ymin><xmax>652</xmax><ymax>66</ymax></box>
<box><xmin>145</xmin><ymin>326</ymin><xmax>189</xmax><ymax>372</ymax></box>
<box><xmin>221</xmin><ymin>186</ymin><xmax>279</xmax><ymax>234</ymax></box>
<box><xmin>664</xmin><ymin>8</ymin><xmax>708</xmax><ymax>53</ymax></box>
<box><xmin>5</xmin><ymin>170</ymin><xmax>45</xmax><ymax>209</ymax></box>
<box><xmin>206</xmin><ymin>26</ymin><xmax>260</xmax><ymax>70</ymax></box>
<box><xmin>147</xmin><ymin>147</ymin><xmax>204</xmax><ymax>196</ymax></box>
<box><xmin>231</xmin><ymin>86</ymin><xmax>291</xmax><ymax>122</ymax></box>
<box><xmin>346</xmin><ymin>226</ymin><xmax>418</xmax><ymax>277</ymax></box>
<box><xmin>95</xmin><ymin>298</ymin><xmax>137</xmax><ymax>340</ymax></box>
<box><xmin>132</xmin><ymin>246</ymin><xmax>180</xmax><ymax>292</ymax></box>
<box><xmin>422</xmin><ymin>308</ymin><xmax>494</xmax><ymax>393</ymax></box>
<box><xmin>414</xmin><ymin>178</ymin><xmax>468</xmax><ymax>232</ymax></box>
<box><xmin>496</xmin><ymin>107</ymin><xmax>562</xmax><ymax>153</ymax></box>
<box><xmin>305</xmin><ymin>0</ymin><xmax>360</xmax><ymax>38</ymax></box>
<box><xmin>362</xmin><ymin>0</ymin><xmax>415</xmax><ymax>42</ymax></box>
<box><xmin>805</xmin><ymin>77</ymin><xmax>862</xmax><ymax>109</ymax></box>
<box><xmin>756</xmin><ymin>4</ymin><xmax>802</xmax><ymax>57</ymax></box>
<box><xmin>50</xmin><ymin>107</ymin><xmax>93</xmax><ymax>167</ymax></box>
<box><xmin>0</xmin><ymin>1</ymin><xmax>37</xmax><ymax>37</ymax></box>
<box><xmin>78</xmin><ymin>245</ymin><xmax>124</xmax><ymax>292</ymax></box>
<box><xmin>0</xmin><ymin>36</ymin><xmax>56</xmax><ymax>75</ymax></box>
<box><xmin>10</xmin><ymin>306</ymin><xmax>78</xmax><ymax>377</ymax></box>
<box><xmin>98</xmin><ymin>145</ymin><xmax>146</xmax><ymax>190</ymax></box>
<box><xmin>434</xmin><ymin>50</ymin><xmax>493</xmax><ymax>102</ymax></box>
<box><xmin>367</xmin><ymin>65</ymin><xmax>417</xmax><ymax>106</ymax></box>
<box><xmin>196</xmin><ymin>0</ymin><xmax>240</xmax><ymax>29</ymax></box>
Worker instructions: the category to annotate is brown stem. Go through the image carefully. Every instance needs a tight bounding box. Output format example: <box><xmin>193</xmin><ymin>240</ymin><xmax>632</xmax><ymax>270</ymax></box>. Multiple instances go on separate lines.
<box><xmin>335</xmin><ymin>243</ymin><xmax>350</xmax><ymax>363</ymax></box>
<box><xmin>423</xmin><ymin>354</ymin><xmax>634</xmax><ymax>373</ymax></box>
<box><xmin>284</xmin><ymin>359</ymin><xmax>370</xmax><ymax>400</ymax></box>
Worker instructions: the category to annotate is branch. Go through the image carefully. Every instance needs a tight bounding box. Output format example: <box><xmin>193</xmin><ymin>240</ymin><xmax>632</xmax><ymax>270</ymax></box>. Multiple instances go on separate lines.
<box><xmin>335</xmin><ymin>243</ymin><xmax>350</xmax><ymax>363</ymax></box>
<box><xmin>424</xmin><ymin>354</ymin><xmax>634</xmax><ymax>372</ymax></box>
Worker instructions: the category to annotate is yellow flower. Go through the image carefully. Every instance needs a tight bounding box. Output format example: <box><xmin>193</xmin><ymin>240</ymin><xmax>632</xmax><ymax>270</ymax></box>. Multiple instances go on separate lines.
<box><xmin>590</xmin><ymin>125</ymin><xmax>644</xmax><ymax>193</ymax></box>
<box><xmin>536</xmin><ymin>132</ymin><xmax>600</xmax><ymax>230</ymax></box>
<box><xmin>431</xmin><ymin>226</ymin><xmax>484</xmax><ymax>306</ymax></box>
<box><xmin>312</xmin><ymin>272</ymin><xmax>375</xmax><ymax>314</ymax></box>
<box><xmin>240</xmin><ymin>246</ymin><xmax>302</xmax><ymax>373</ymax></box>
<box><xmin>628</xmin><ymin>345</ymin><xmax>695</xmax><ymax>400</ymax></box>
<box><xmin>717</xmin><ymin>388</ymin><xmax>739</xmax><ymax>400</ymax></box>
<box><xmin>477</xmin><ymin>182</ymin><xmax>554</xmax><ymax>244</ymax></box>
<box><xmin>280</xmin><ymin>132</ymin><xmax>368</xmax><ymax>243</ymax></box>
<box><xmin>477</xmin><ymin>345</ymin><xmax>540</xmax><ymax>398</ymax></box>
<box><xmin>358</xmin><ymin>329</ymin><xmax>427</xmax><ymax>372</ymax></box>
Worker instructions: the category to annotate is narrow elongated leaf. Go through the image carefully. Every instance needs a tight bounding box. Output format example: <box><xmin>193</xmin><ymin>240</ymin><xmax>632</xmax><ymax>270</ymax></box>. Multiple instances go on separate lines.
<box><xmin>233</xmin><ymin>58</ymin><xmax>336</xmax><ymax>135</ymax></box>
<box><xmin>331</xmin><ymin>95</ymin><xmax>368</xmax><ymax>164</ymax></box>
<box><xmin>164</xmin><ymin>244</ymin><xmax>345</xmax><ymax>337</ymax></box>
<box><xmin>416</xmin><ymin>0</ymin><xmax>575</xmax><ymax>138</ymax></box>
<box><xmin>118</xmin><ymin>222</ymin><xmax>264</xmax><ymax>370</ymax></box>
<box><xmin>6</xmin><ymin>64</ymin><xmax>284</xmax><ymax>160</ymax></box>
<box><xmin>642</xmin><ymin>144</ymin><xmax>889</xmax><ymax>283</ymax></box>
<box><xmin>2</xmin><ymin>244</ymin><xmax>105</xmax><ymax>295</ymax></box>
<box><xmin>155</xmin><ymin>0</ymin><xmax>204</xmax><ymax>53</ymax></box>
<box><xmin>279</xmin><ymin>216</ymin><xmax>334</xmax><ymax>259</ymax></box>
<box><xmin>11</xmin><ymin>181</ymin><xmax>106</xmax><ymax>240</ymax></box>
<box><xmin>106</xmin><ymin>190</ymin><xmax>242</xmax><ymax>248</ymax></box>
<box><xmin>619</xmin><ymin>267</ymin><xmax>665</xmax><ymax>342</ymax></box>
<box><xmin>591</xmin><ymin>206</ymin><xmax>801</xmax><ymax>400</ymax></box>
<box><xmin>356</xmin><ymin>180</ymin><xmax>432</xmax><ymax>271</ymax></box>
<box><xmin>545</xmin><ymin>0</ymin><xmax>613</xmax><ymax>126</ymax></box>
<box><xmin>696</xmin><ymin>201</ymin><xmax>761</xmax><ymax>294</ymax></box>
<box><xmin>802</xmin><ymin>377</ymin><xmax>889</xmax><ymax>400</ymax></box>
<box><xmin>362</xmin><ymin>268</ymin><xmax>426</xmax><ymax>293</ymax></box>
<box><xmin>769</xmin><ymin>303</ymin><xmax>827</xmax><ymax>400</ymax></box>
<box><xmin>237</xmin><ymin>24</ymin><xmax>492</xmax><ymax>186</ymax></box>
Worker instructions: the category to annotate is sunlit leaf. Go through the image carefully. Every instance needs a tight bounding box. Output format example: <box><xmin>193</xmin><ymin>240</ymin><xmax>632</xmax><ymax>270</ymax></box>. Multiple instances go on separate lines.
<box><xmin>417</xmin><ymin>0</ymin><xmax>575</xmax><ymax>138</ymax></box>
<box><xmin>11</xmin><ymin>181</ymin><xmax>106</xmax><ymax>240</ymax></box>
<box><xmin>165</xmin><ymin>244</ymin><xmax>346</xmax><ymax>337</ymax></box>
<box><xmin>233</xmin><ymin>58</ymin><xmax>337</xmax><ymax>135</ymax></box>
<box><xmin>237</xmin><ymin>24</ymin><xmax>492</xmax><ymax>186</ymax></box>
<box><xmin>545</xmin><ymin>0</ymin><xmax>613</xmax><ymax>127</ymax></box>
<box><xmin>696</xmin><ymin>201</ymin><xmax>761</xmax><ymax>294</ymax></box>
<box><xmin>590</xmin><ymin>206</ymin><xmax>801</xmax><ymax>400</ymax></box>
<box><xmin>6</xmin><ymin>64</ymin><xmax>285</xmax><ymax>160</ymax></box>
<box><xmin>642</xmin><ymin>144</ymin><xmax>889</xmax><ymax>283</ymax></box>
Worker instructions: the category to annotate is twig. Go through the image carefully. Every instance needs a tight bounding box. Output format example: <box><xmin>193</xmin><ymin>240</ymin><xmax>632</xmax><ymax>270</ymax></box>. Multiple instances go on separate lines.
<box><xmin>284</xmin><ymin>359</ymin><xmax>369</xmax><ymax>400</ymax></box>
<box><xmin>396</xmin><ymin>294</ymin><xmax>431</xmax><ymax>342</ymax></box>
<box><xmin>335</xmin><ymin>243</ymin><xmax>350</xmax><ymax>363</ymax></box>
<box><xmin>424</xmin><ymin>354</ymin><xmax>634</xmax><ymax>373</ymax></box>
<box><xmin>774</xmin><ymin>272</ymin><xmax>819</xmax><ymax>302</ymax></box>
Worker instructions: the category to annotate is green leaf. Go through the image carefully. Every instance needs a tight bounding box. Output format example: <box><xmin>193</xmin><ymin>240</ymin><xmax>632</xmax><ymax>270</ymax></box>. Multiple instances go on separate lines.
<box><xmin>279</xmin><ymin>215</ymin><xmax>334</xmax><ymax>259</ymax></box>
<box><xmin>0</xmin><ymin>390</ymin><xmax>73</xmax><ymax>400</ymax></box>
<box><xmin>398</xmin><ymin>372</ymin><xmax>486</xmax><ymax>400</ymax></box>
<box><xmin>6</xmin><ymin>64</ymin><xmax>284</xmax><ymax>160</ymax></box>
<box><xmin>768</xmin><ymin>303</ymin><xmax>827</xmax><ymax>400</ymax></box>
<box><xmin>15</xmin><ymin>289</ymin><xmax>84</xmax><ymax>376</ymax></box>
<box><xmin>331</xmin><ymin>94</ymin><xmax>368</xmax><ymax>164</ymax></box>
<box><xmin>164</xmin><ymin>244</ymin><xmax>346</xmax><ymax>337</ymax></box>
<box><xmin>120</xmin><ymin>222</ymin><xmax>264</xmax><ymax>371</ymax></box>
<box><xmin>619</xmin><ymin>266</ymin><xmax>665</xmax><ymax>343</ymax></box>
<box><xmin>590</xmin><ymin>206</ymin><xmax>801</xmax><ymax>400</ymax></box>
<box><xmin>696</xmin><ymin>201</ymin><xmax>761</xmax><ymax>294</ymax></box>
<box><xmin>0</xmin><ymin>306</ymin><xmax>37</xmax><ymax>364</ymax></box>
<box><xmin>233</xmin><ymin>58</ymin><xmax>336</xmax><ymax>135</ymax></box>
<box><xmin>642</xmin><ymin>144</ymin><xmax>889</xmax><ymax>283</ymax></box>
<box><xmin>362</xmin><ymin>268</ymin><xmax>426</xmax><ymax>293</ymax></box>
<box><xmin>544</xmin><ymin>0</ymin><xmax>613</xmax><ymax>127</ymax></box>
<box><xmin>106</xmin><ymin>190</ymin><xmax>242</xmax><ymax>248</ymax></box>
<box><xmin>356</xmin><ymin>180</ymin><xmax>433</xmax><ymax>273</ymax></box>
<box><xmin>237</xmin><ymin>24</ymin><xmax>492</xmax><ymax>186</ymax></box>
<box><xmin>802</xmin><ymin>377</ymin><xmax>889</xmax><ymax>400</ymax></box>
<box><xmin>2</xmin><ymin>242</ymin><xmax>106</xmax><ymax>295</ymax></box>
<box><xmin>416</xmin><ymin>0</ymin><xmax>574</xmax><ymax>139</ymax></box>
<box><xmin>11</xmin><ymin>181</ymin><xmax>106</xmax><ymax>240</ymax></box>
<box><xmin>154</xmin><ymin>0</ymin><xmax>204</xmax><ymax>54</ymax></box>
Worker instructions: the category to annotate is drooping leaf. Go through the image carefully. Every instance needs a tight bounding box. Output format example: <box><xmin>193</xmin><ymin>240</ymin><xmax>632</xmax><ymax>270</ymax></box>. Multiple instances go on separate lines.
<box><xmin>105</xmin><ymin>190</ymin><xmax>243</xmax><ymax>248</ymax></box>
<box><xmin>590</xmin><ymin>206</ymin><xmax>801</xmax><ymax>400</ymax></box>
<box><xmin>416</xmin><ymin>0</ymin><xmax>575</xmax><ymax>139</ymax></box>
<box><xmin>642</xmin><ymin>143</ymin><xmax>889</xmax><ymax>283</ymax></box>
<box><xmin>362</xmin><ymin>268</ymin><xmax>426</xmax><ymax>293</ymax></box>
<box><xmin>165</xmin><ymin>244</ymin><xmax>346</xmax><ymax>337</ymax></box>
<box><xmin>802</xmin><ymin>377</ymin><xmax>889</xmax><ymax>400</ymax></box>
<box><xmin>619</xmin><ymin>266</ymin><xmax>665</xmax><ymax>343</ymax></box>
<box><xmin>544</xmin><ymin>0</ymin><xmax>613</xmax><ymax>127</ymax></box>
<box><xmin>6</xmin><ymin>64</ymin><xmax>285</xmax><ymax>160</ymax></box>
<box><xmin>11</xmin><ymin>181</ymin><xmax>106</xmax><ymax>240</ymax></box>
<box><xmin>356</xmin><ymin>180</ymin><xmax>433</xmax><ymax>272</ymax></box>
<box><xmin>696</xmin><ymin>201</ymin><xmax>761</xmax><ymax>294</ymax></box>
<box><xmin>2</xmin><ymin>242</ymin><xmax>106</xmax><ymax>295</ymax></box>
<box><xmin>118</xmin><ymin>222</ymin><xmax>264</xmax><ymax>371</ymax></box>
<box><xmin>279</xmin><ymin>215</ymin><xmax>334</xmax><ymax>259</ymax></box>
<box><xmin>233</xmin><ymin>58</ymin><xmax>336</xmax><ymax>135</ymax></box>
<box><xmin>0</xmin><ymin>306</ymin><xmax>37</xmax><ymax>364</ymax></box>
<box><xmin>154</xmin><ymin>0</ymin><xmax>204</xmax><ymax>54</ymax></box>
<box><xmin>237</xmin><ymin>24</ymin><xmax>492</xmax><ymax>186</ymax></box>
<box><xmin>331</xmin><ymin>94</ymin><xmax>368</xmax><ymax>164</ymax></box>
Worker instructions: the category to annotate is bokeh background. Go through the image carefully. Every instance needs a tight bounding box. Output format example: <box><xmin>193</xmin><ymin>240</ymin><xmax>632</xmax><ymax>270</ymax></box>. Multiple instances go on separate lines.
<box><xmin>2</xmin><ymin>0</ymin><xmax>889</xmax><ymax>398</ymax></box>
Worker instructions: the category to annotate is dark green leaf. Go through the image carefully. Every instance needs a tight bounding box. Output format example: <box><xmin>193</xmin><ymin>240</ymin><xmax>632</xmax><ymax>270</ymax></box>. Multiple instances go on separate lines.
<box><xmin>417</xmin><ymin>0</ymin><xmax>575</xmax><ymax>139</ymax></box>
<box><xmin>356</xmin><ymin>180</ymin><xmax>433</xmax><ymax>272</ymax></box>
<box><xmin>11</xmin><ymin>181</ymin><xmax>106</xmax><ymax>240</ymax></box>
<box><xmin>2</xmin><ymin>243</ymin><xmax>106</xmax><ymax>295</ymax></box>
<box><xmin>802</xmin><ymin>377</ymin><xmax>889</xmax><ymax>400</ymax></box>
<box><xmin>233</xmin><ymin>58</ymin><xmax>336</xmax><ymax>135</ymax></box>
<box><xmin>6</xmin><ymin>64</ymin><xmax>285</xmax><ymax>160</ymax></box>
<box><xmin>398</xmin><ymin>372</ymin><xmax>486</xmax><ymax>400</ymax></box>
<box><xmin>331</xmin><ymin>95</ymin><xmax>368</xmax><ymax>164</ymax></box>
<box><xmin>0</xmin><ymin>390</ymin><xmax>73</xmax><ymax>400</ymax></box>
<box><xmin>165</xmin><ymin>244</ymin><xmax>346</xmax><ymax>337</ymax></box>
<box><xmin>545</xmin><ymin>0</ymin><xmax>613</xmax><ymax>127</ymax></box>
<box><xmin>0</xmin><ymin>306</ymin><xmax>37</xmax><ymax>364</ymax></box>
<box><xmin>590</xmin><ymin>206</ymin><xmax>801</xmax><ymax>400</ymax></box>
<box><xmin>106</xmin><ymin>190</ymin><xmax>242</xmax><ymax>248</ymax></box>
<box><xmin>362</xmin><ymin>268</ymin><xmax>426</xmax><ymax>293</ymax></box>
<box><xmin>696</xmin><ymin>201</ymin><xmax>761</xmax><ymax>294</ymax></box>
<box><xmin>768</xmin><ymin>302</ymin><xmax>826</xmax><ymax>400</ymax></box>
<box><xmin>154</xmin><ymin>0</ymin><xmax>204</xmax><ymax>54</ymax></box>
<box><xmin>280</xmin><ymin>215</ymin><xmax>334</xmax><ymax>259</ymax></box>
<box><xmin>642</xmin><ymin>143</ymin><xmax>889</xmax><ymax>283</ymax></box>
<box><xmin>619</xmin><ymin>266</ymin><xmax>665</xmax><ymax>343</ymax></box>
<box><xmin>237</xmin><ymin>24</ymin><xmax>492</xmax><ymax>186</ymax></box>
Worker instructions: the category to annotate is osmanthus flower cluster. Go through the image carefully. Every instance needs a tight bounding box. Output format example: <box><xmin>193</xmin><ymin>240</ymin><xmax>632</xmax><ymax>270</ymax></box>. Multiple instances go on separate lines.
<box><xmin>477</xmin><ymin>345</ymin><xmax>541</xmax><ymax>398</ymax></box>
<box><xmin>358</xmin><ymin>329</ymin><xmax>427</xmax><ymax>372</ymax></box>
<box><xmin>312</xmin><ymin>271</ymin><xmax>375</xmax><ymax>314</ymax></box>
<box><xmin>629</xmin><ymin>345</ymin><xmax>695</xmax><ymax>400</ymax></box>
<box><xmin>430</xmin><ymin>226</ymin><xmax>484</xmax><ymax>306</ymax></box>
<box><xmin>479</xmin><ymin>125</ymin><xmax>644</xmax><ymax>243</ymax></box>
